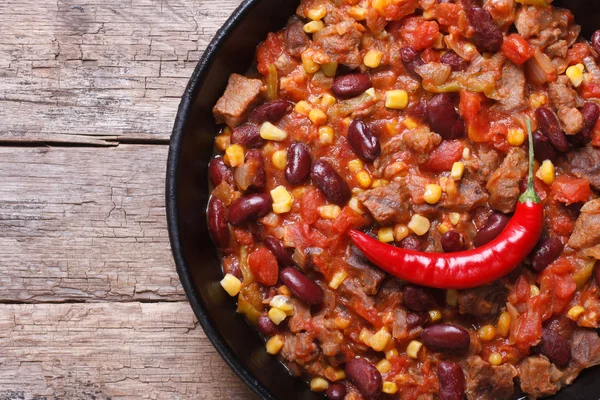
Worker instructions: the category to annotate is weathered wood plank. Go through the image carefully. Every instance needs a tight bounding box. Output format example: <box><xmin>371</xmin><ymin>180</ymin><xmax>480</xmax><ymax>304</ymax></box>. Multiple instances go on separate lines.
<box><xmin>0</xmin><ymin>145</ymin><xmax>183</xmax><ymax>302</ymax></box>
<box><xmin>0</xmin><ymin>0</ymin><xmax>244</xmax><ymax>144</ymax></box>
<box><xmin>0</xmin><ymin>302</ymin><xmax>257</xmax><ymax>399</ymax></box>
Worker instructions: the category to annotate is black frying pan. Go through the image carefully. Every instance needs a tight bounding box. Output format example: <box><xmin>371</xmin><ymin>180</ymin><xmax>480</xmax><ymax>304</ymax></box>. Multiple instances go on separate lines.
<box><xmin>165</xmin><ymin>0</ymin><xmax>600</xmax><ymax>398</ymax></box>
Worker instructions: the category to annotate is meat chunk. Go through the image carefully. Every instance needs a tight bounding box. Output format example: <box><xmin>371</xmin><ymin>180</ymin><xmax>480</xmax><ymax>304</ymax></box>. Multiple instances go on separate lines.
<box><xmin>313</xmin><ymin>20</ymin><xmax>362</xmax><ymax>68</ymax></box>
<box><xmin>465</xmin><ymin>145</ymin><xmax>501</xmax><ymax>182</ymax></box>
<box><xmin>486</xmin><ymin>148</ymin><xmax>528</xmax><ymax>213</ymax></box>
<box><xmin>458</xmin><ymin>284</ymin><xmax>507</xmax><ymax>319</ymax></box>
<box><xmin>213</xmin><ymin>74</ymin><xmax>265</xmax><ymax>128</ymax></box>
<box><xmin>358</xmin><ymin>181</ymin><xmax>412</xmax><ymax>225</ymax></box>
<box><xmin>288</xmin><ymin>298</ymin><xmax>311</xmax><ymax>333</ymax></box>
<box><xmin>518</xmin><ymin>356</ymin><xmax>563</xmax><ymax>398</ymax></box>
<box><xmin>568</xmin><ymin>144</ymin><xmax>600</xmax><ymax>190</ymax></box>
<box><xmin>284</xmin><ymin>17</ymin><xmax>309</xmax><ymax>57</ymax></box>
<box><xmin>403</xmin><ymin>127</ymin><xmax>441</xmax><ymax>154</ymax></box>
<box><xmin>546</xmin><ymin>40</ymin><xmax>568</xmax><ymax>58</ymax></box>
<box><xmin>549</xmin><ymin>76</ymin><xmax>578</xmax><ymax>110</ymax></box>
<box><xmin>568</xmin><ymin>199</ymin><xmax>600</xmax><ymax>249</ymax></box>
<box><xmin>463</xmin><ymin>356</ymin><xmax>517</xmax><ymax>400</ymax></box>
<box><xmin>561</xmin><ymin>329</ymin><xmax>600</xmax><ymax>386</ymax></box>
<box><xmin>281</xmin><ymin>332</ymin><xmax>319</xmax><ymax>365</ymax></box>
<box><xmin>344</xmin><ymin>245</ymin><xmax>385</xmax><ymax>295</ymax></box>
<box><xmin>558</xmin><ymin>106</ymin><xmax>584</xmax><ymax>135</ymax></box>
<box><xmin>494</xmin><ymin>60</ymin><xmax>526</xmax><ymax>112</ymax></box>
<box><xmin>441</xmin><ymin>179</ymin><xmax>489</xmax><ymax>212</ymax></box>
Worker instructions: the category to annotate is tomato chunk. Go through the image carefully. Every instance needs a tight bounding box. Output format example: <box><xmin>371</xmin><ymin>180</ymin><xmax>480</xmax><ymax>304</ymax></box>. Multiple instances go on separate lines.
<box><xmin>433</xmin><ymin>3</ymin><xmax>462</xmax><ymax>27</ymax></box>
<box><xmin>422</xmin><ymin>140</ymin><xmax>464</xmax><ymax>172</ymax></box>
<box><xmin>398</xmin><ymin>16</ymin><xmax>440</xmax><ymax>51</ymax></box>
<box><xmin>567</xmin><ymin>43</ymin><xmax>591</xmax><ymax>66</ymax></box>
<box><xmin>551</xmin><ymin>176</ymin><xmax>591</xmax><ymax>205</ymax></box>
<box><xmin>501</xmin><ymin>34</ymin><xmax>533</xmax><ymax>65</ymax></box>
<box><xmin>256</xmin><ymin>33</ymin><xmax>284</xmax><ymax>76</ymax></box>
<box><xmin>248</xmin><ymin>247</ymin><xmax>279</xmax><ymax>286</ymax></box>
<box><xmin>581</xmin><ymin>78</ymin><xmax>600</xmax><ymax>100</ymax></box>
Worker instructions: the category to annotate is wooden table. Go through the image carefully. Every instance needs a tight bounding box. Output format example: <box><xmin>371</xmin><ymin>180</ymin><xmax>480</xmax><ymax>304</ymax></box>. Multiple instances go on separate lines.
<box><xmin>0</xmin><ymin>0</ymin><xmax>258</xmax><ymax>398</ymax></box>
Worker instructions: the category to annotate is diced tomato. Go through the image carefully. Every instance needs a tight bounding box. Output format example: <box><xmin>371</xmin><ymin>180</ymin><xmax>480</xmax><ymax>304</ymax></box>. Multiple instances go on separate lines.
<box><xmin>398</xmin><ymin>16</ymin><xmax>440</xmax><ymax>51</ymax></box>
<box><xmin>256</xmin><ymin>32</ymin><xmax>284</xmax><ymax>76</ymax></box>
<box><xmin>433</xmin><ymin>3</ymin><xmax>462</xmax><ymax>27</ymax></box>
<box><xmin>551</xmin><ymin>176</ymin><xmax>591</xmax><ymax>205</ymax></box>
<box><xmin>300</xmin><ymin>187</ymin><xmax>327</xmax><ymax>225</ymax></box>
<box><xmin>581</xmin><ymin>78</ymin><xmax>600</xmax><ymax>100</ymax></box>
<box><xmin>513</xmin><ymin>295</ymin><xmax>544</xmax><ymax>352</ymax></box>
<box><xmin>501</xmin><ymin>34</ymin><xmax>533</xmax><ymax>65</ymax></box>
<box><xmin>459</xmin><ymin>90</ymin><xmax>492</xmax><ymax>143</ymax></box>
<box><xmin>376</xmin><ymin>0</ymin><xmax>419</xmax><ymax>21</ymax></box>
<box><xmin>422</xmin><ymin>140</ymin><xmax>464</xmax><ymax>172</ymax></box>
<box><xmin>421</xmin><ymin>48</ymin><xmax>440</xmax><ymax>64</ymax></box>
<box><xmin>567</xmin><ymin>43</ymin><xmax>591</xmax><ymax>66</ymax></box>
<box><xmin>248</xmin><ymin>247</ymin><xmax>279</xmax><ymax>286</ymax></box>
<box><xmin>509</xmin><ymin>275</ymin><xmax>530</xmax><ymax>306</ymax></box>
<box><xmin>234</xmin><ymin>228</ymin><xmax>254</xmax><ymax>246</ymax></box>
<box><xmin>546</xmin><ymin>200</ymin><xmax>576</xmax><ymax>237</ymax></box>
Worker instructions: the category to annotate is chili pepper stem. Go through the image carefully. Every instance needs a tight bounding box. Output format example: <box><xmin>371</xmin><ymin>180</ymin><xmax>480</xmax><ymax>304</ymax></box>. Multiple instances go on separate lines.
<box><xmin>519</xmin><ymin>118</ymin><xmax>541</xmax><ymax>204</ymax></box>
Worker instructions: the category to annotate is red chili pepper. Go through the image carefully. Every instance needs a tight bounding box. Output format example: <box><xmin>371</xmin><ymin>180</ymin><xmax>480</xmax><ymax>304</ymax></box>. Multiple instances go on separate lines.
<box><xmin>349</xmin><ymin>120</ymin><xmax>544</xmax><ymax>289</ymax></box>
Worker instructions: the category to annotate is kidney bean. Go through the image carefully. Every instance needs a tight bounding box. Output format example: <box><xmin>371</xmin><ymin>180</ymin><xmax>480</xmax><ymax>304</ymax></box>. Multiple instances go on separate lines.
<box><xmin>227</xmin><ymin>193</ymin><xmax>272</xmax><ymax>226</ymax></box>
<box><xmin>536</xmin><ymin>107</ymin><xmax>569</xmax><ymax>152</ymax></box>
<box><xmin>249</xmin><ymin>99</ymin><xmax>293</xmax><ymax>124</ymax></box>
<box><xmin>593</xmin><ymin>30</ymin><xmax>600</xmax><ymax>55</ymax></box>
<box><xmin>421</xmin><ymin>324</ymin><xmax>470</xmax><ymax>353</ymax></box>
<box><xmin>532</xmin><ymin>130</ymin><xmax>558</xmax><ymax>163</ymax></box>
<box><xmin>208</xmin><ymin>156</ymin><xmax>234</xmax><ymax>186</ymax></box>
<box><xmin>207</xmin><ymin>197</ymin><xmax>229</xmax><ymax>248</ymax></box>
<box><xmin>427</xmin><ymin>93</ymin><xmax>465</xmax><ymax>140</ymax></box>
<box><xmin>407</xmin><ymin>312</ymin><xmax>429</xmax><ymax>329</ymax></box>
<box><xmin>466</xmin><ymin>6</ymin><xmax>503</xmax><ymax>53</ymax></box>
<box><xmin>437</xmin><ymin>361</ymin><xmax>466</xmax><ymax>400</ymax></box>
<box><xmin>231</xmin><ymin>123</ymin><xmax>265</xmax><ymax>148</ymax></box>
<box><xmin>279</xmin><ymin>267</ymin><xmax>323</xmax><ymax>305</ymax></box>
<box><xmin>403</xmin><ymin>285</ymin><xmax>438</xmax><ymax>312</ymax></box>
<box><xmin>580</xmin><ymin>102</ymin><xmax>600</xmax><ymax>141</ymax></box>
<box><xmin>441</xmin><ymin>230</ymin><xmax>466</xmax><ymax>253</ymax></box>
<box><xmin>473</xmin><ymin>212</ymin><xmax>510</xmax><ymax>247</ymax></box>
<box><xmin>530</xmin><ymin>236</ymin><xmax>564</xmax><ymax>272</ymax></box>
<box><xmin>257</xmin><ymin>313</ymin><xmax>281</xmax><ymax>336</ymax></box>
<box><xmin>311</xmin><ymin>160</ymin><xmax>351</xmax><ymax>205</ymax></box>
<box><xmin>332</xmin><ymin>72</ymin><xmax>372</xmax><ymax>98</ymax></box>
<box><xmin>264</xmin><ymin>236</ymin><xmax>295</xmax><ymax>267</ymax></box>
<box><xmin>400</xmin><ymin>46</ymin><xmax>425</xmax><ymax>75</ymax></box>
<box><xmin>285</xmin><ymin>142</ymin><xmax>312</xmax><ymax>185</ymax></box>
<box><xmin>348</xmin><ymin>120</ymin><xmax>381</xmax><ymax>162</ymax></box>
<box><xmin>400</xmin><ymin>236</ymin><xmax>423</xmax><ymax>251</ymax></box>
<box><xmin>440</xmin><ymin>50</ymin><xmax>468</xmax><ymax>72</ymax></box>
<box><xmin>325</xmin><ymin>383</ymin><xmax>347</xmax><ymax>400</ymax></box>
<box><xmin>544</xmin><ymin>315</ymin><xmax>575</xmax><ymax>340</ymax></box>
<box><xmin>242</xmin><ymin>149</ymin><xmax>267</xmax><ymax>190</ymax></box>
<box><xmin>539</xmin><ymin>328</ymin><xmax>571</xmax><ymax>367</ymax></box>
<box><xmin>345</xmin><ymin>358</ymin><xmax>382</xmax><ymax>400</ymax></box>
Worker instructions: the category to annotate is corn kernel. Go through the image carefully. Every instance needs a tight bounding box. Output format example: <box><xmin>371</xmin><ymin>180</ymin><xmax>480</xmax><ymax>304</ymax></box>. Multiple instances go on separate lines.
<box><xmin>445</xmin><ymin>177</ymin><xmax>458</xmax><ymax>197</ymax></box>
<box><xmin>301</xmin><ymin>52</ymin><xmax>320</xmax><ymax>74</ymax></box>
<box><xmin>372</xmin><ymin>179</ymin><xmax>388</xmax><ymax>188</ymax></box>
<box><xmin>489</xmin><ymin>353</ymin><xmax>503</xmax><ymax>366</ymax></box>
<box><xmin>408</xmin><ymin>214</ymin><xmax>430</xmax><ymax>236</ymax></box>
<box><xmin>321</xmin><ymin>93</ymin><xmax>336</xmax><ymax>107</ymax></box>
<box><xmin>260</xmin><ymin>122</ymin><xmax>288</xmax><ymax>141</ymax></box>
<box><xmin>319</xmin><ymin>126</ymin><xmax>334</xmax><ymax>144</ymax></box>
<box><xmin>268</xmin><ymin>307</ymin><xmax>288</xmax><ymax>325</ymax></box>
<box><xmin>438</xmin><ymin>223</ymin><xmax>450</xmax><ymax>234</ymax></box>
<box><xmin>376</xmin><ymin>359</ymin><xmax>392</xmax><ymax>374</ymax></box>
<box><xmin>348</xmin><ymin>197</ymin><xmax>365</xmax><ymax>214</ymax></box>
<box><xmin>383</xmin><ymin>382</ymin><xmax>398</xmax><ymax>395</ymax></box>
<box><xmin>451</xmin><ymin>162</ymin><xmax>465</xmax><ymax>181</ymax></box>
<box><xmin>304</xmin><ymin>20</ymin><xmax>324</xmax><ymax>34</ymax></box>
<box><xmin>348</xmin><ymin>159</ymin><xmax>364</xmax><ymax>173</ymax></box>
<box><xmin>529</xmin><ymin>93</ymin><xmax>547</xmax><ymax>108</ymax></box>
<box><xmin>385</xmin><ymin>348</ymin><xmax>398</xmax><ymax>360</ymax></box>
<box><xmin>566</xmin><ymin>63</ymin><xmax>585</xmax><ymax>87</ymax></box>
<box><xmin>292</xmin><ymin>186</ymin><xmax>308</xmax><ymax>198</ymax></box>
<box><xmin>536</xmin><ymin>160</ymin><xmax>555</xmax><ymax>185</ymax></box>
<box><xmin>220</xmin><ymin>273</ymin><xmax>242</xmax><ymax>296</ymax></box>
<box><xmin>507</xmin><ymin>128</ymin><xmax>525</xmax><ymax>147</ymax></box>
<box><xmin>295</xmin><ymin>100</ymin><xmax>312</xmax><ymax>116</ymax></box>
<box><xmin>319</xmin><ymin>205</ymin><xmax>341</xmax><ymax>219</ymax></box>
<box><xmin>497</xmin><ymin>312</ymin><xmax>511</xmax><ymax>338</ymax></box>
<box><xmin>446</xmin><ymin>290</ymin><xmax>459</xmax><ymax>307</ymax></box>
<box><xmin>403</xmin><ymin>118</ymin><xmax>418</xmax><ymax>129</ymax></box>
<box><xmin>309</xmin><ymin>109</ymin><xmax>328</xmax><ymax>126</ymax></box>
<box><xmin>307</xmin><ymin>4</ymin><xmax>327</xmax><ymax>20</ymax></box>
<box><xmin>449</xmin><ymin>212</ymin><xmax>461</xmax><ymax>226</ymax></box>
<box><xmin>364</xmin><ymin>49</ymin><xmax>384</xmax><ymax>69</ymax></box>
<box><xmin>393</xmin><ymin>224</ymin><xmax>409</xmax><ymax>242</ymax></box>
<box><xmin>462</xmin><ymin>147</ymin><xmax>471</xmax><ymax>159</ymax></box>
<box><xmin>310</xmin><ymin>377</ymin><xmax>329</xmax><ymax>392</ymax></box>
<box><xmin>348</xmin><ymin>6</ymin><xmax>367</xmax><ymax>20</ymax></box>
<box><xmin>335</xmin><ymin>316</ymin><xmax>351</xmax><ymax>329</ymax></box>
<box><xmin>372</xmin><ymin>0</ymin><xmax>387</xmax><ymax>14</ymax></box>
<box><xmin>325</xmin><ymin>367</ymin><xmax>346</xmax><ymax>381</ymax></box>
<box><xmin>321</xmin><ymin>61</ymin><xmax>338</xmax><ymax>77</ymax></box>
<box><xmin>329</xmin><ymin>270</ymin><xmax>348</xmax><ymax>289</ymax></box>
<box><xmin>406</xmin><ymin>340</ymin><xmax>423</xmax><ymax>359</ymax></box>
<box><xmin>369</xmin><ymin>327</ymin><xmax>391</xmax><ymax>352</ymax></box>
<box><xmin>225</xmin><ymin>144</ymin><xmax>244</xmax><ymax>167</ymax></box>
<box><xmin>568</xmin><ymin>305</ymin><xmax>585</xmax><ymax>320</ymax></box>
<box><xmin>385</xmin><ymin>90</ymin><xmax>409</xmax><ymax>109</ymax></box>
<box><xmin>215</xmin><ymin>134</ymin><xmax>231</xmax><ymax>151</ymax></box>
<box><xmin>278</xmin><ymin>285</ymin><xmax>292</xmax><ymax>296</ymax></box>
<box><xmin>530</xmin><ymin>285</ymin><xmax>540</xmax><ymax>297</ymax></box>
<box><xmin>423</xmin><ymin>184</ymin><xmax>443</xmax><ymax>204</ymax></box>
<box><xmin>269</xmin><ymin>295</ymin><xmax>294</xmax><ymax>316</ymax></box>
<box><xmin>266</xmin><ymin>335</ymin><xmax>285</xmax><ymax>354</ymax></box>
<box><xmin>356</xmin><ymin>170</ymin><xmax>373</xmax><ymax>188</ymax></box>
<box><xmin>478</xmin><ymin>325</ymin><xmax>497</xmax><ymax>341</ymax></box>
<box><xmin>272</xmin><ymin>150</ymin><xmax>287</xmax><ymax>170</ymax></box>
<box><xmin>359</xmin><ymin>328</ymin><xmax>374</xmax><ymax>345</ymax></box>
<box><xmin>270</xmin><ymin>186</ymin><xmax>293</xmax><ymax>214</ymax></box>
<box><xmin>378</xmin><ymin>227</ymin><xmax>395</xmax><ymax>243</ymax></box>
<box><xmin>429</xmin><ymin>310</ymin><xmax>442</xmax><ymax>322</ymax></box>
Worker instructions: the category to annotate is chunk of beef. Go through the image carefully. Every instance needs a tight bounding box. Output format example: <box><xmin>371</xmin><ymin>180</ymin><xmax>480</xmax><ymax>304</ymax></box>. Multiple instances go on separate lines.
<box><xmin>344</xmin><ymin>245</ymin><xmax>385</xmax><ymax>295</ymax></box>
<box><xmin>313</xmin><ymin>20</ymin><xmax>362</xmax><ymax>68</ymax></box>
<box><xmin>486</xmin><ymin>148</ymin><xmax>528</xmax><ymax>213</ymax></box>
<box><xmin>288</xmin><ymin>298</ymin><xmax>311</xmax><ymax>333</ymax></box>
<box><xmin>458</xmin><ymin>284</ymin><xmax>507</xmax><ymax>319</ymax></box>
<box><xmin>465</xmin><ymin>145</ymin><xmax>501</xmax><ymax>182</ymax></box>
<box><xmin>518</xmin><ymin>356</ymin><xmax>563</xmax><ymax>398</ymax></box>
<box><xmin>281</xmin><ymin>332</ymin><xmax>319</xmax><ymax>365</ymax></box>
<box><xmin>514</xmin><ymin>6</ymin><xmax>540</xmax><ymax>39</ymax></box>
<box><xmin>403</xmin><ymin>127</ymin><xmax>442</xmax><ymax>154</ymax></box>
<box><xmin>441</xmin><ymin>179</ymin><xmax>489</xmax><ymax>212</ymax></box>
<box><xmin>568</xmin><ymin>199</ymin><xmax>600</xmax><ymax>249</ymax></box>
<box><xmin>213</xmin><ymin>74</ymin><xmax>265</xmax><ymax>128</ymax></box>
<box><xmin>561</xmin><ymin>329</ymin><xmax>600</xmax><ymax>386</ymax></box>
<box><xmin>463</xmin><ymin>356</ymin><xmax>517</xmax><ymax>400</ymax></box>
<box><xmin>310</xmin><ymin>315</ymin><xmax>344</xmax><ymax>357</ymax></box>
<box><xmin>568</xmin><ymin>144</ymin><xmax>600</xmax><ymax>190</ymax></box>
<box><xmin>358</xmin><ymin>181</ymin><xmax>412</xmax><ymax>225</ymax></box>
<box><xmin>558</xmin><ymin>107</ymin><xmax>584</xmax><ymax>135</ymax></box>
<box><xmin>284</xmin><ymin>17</ymin><xmax>309</xmax><ymax>57</ymax></box>
<box><xmin>549</xmin><ymin>76</ymin><xmax>578</xmax><ymax>110</ymax></box>
<box><xmin>546</xmin><ymin>40</ymin><xmax>569</xmax><ymax>58</ymax></box>
<box><xmin>494</xmin><ymin>60</ymin><xmax>526</xmax><ymax>112</ymax></box>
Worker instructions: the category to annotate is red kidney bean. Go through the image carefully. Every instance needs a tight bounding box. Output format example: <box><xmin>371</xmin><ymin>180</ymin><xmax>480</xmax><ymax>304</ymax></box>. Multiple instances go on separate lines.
<box><xmin>593</xmin><ymin>30</ymin><xmax>600</xmax><ymax>55</ymax></box>
<box><xmin>227</xmin><ymin>193</ymin><xmax>272</xmax><ymax>226</ymax></box>
<box><xmin>311</xmin><ymin>160</ymin><xmax>351</xmax><ymax>205</ymax></box>
<box><xmin>331</xmin><ymin>73</ymin><xmax>372</xmax><ymax>98</ymax></box>
<box><xmin>536</xmin><ymin>107</ymin><xmax>569</xmax><ymax>152</ymax></box>
<box><xmin>530</xmin><ymin>236</ymin><xmax>564</xmax><ymax>272</ymax></box>
<box><xmin>465</xmin><ymin>6</ymin><xmax>503</xmax><ymax>53</ymax></box>
<box><xmin>544</xmin><ymin>316</ymin><xmax>575</xmax><ymax>340</ymax></box>
<box><xmin>325</xmin><ymin>382</ymin><xmax>347</xmax><ymax>400</ymax></box>
<box><xmin>539</xmin><ymin>328</ymin><xmax>571</xmax><ymax>367</ymax></box>
<box><xmin>427</xmin><ymin>93</ymin><xmax>465</xmax><ymax>140</ymax></box>
<box><xmin>208</xmin><ymin>156</ymin><xmax>234</xmax><ymax>186</ymax></box>
<box><xmin>400</xmin><ymin>236</ymin><xmax>423</xmax><ymax>251</ymax></box>
<box><xmin>473</xmin><ymin>212</ymin><xmax>510</xmax><ymax>247</ymax></box>
<box><xmin>264</xmin><ymin>236</ymin><xmax>295</xmax><ymax>267</ymax></box>
<box><xmin>348</xmin><ymin>120</ymin><xmax>380</xmax><ymax>162</ymax></box>
<box><xmin>231</xmin><ymin>123</ymin><xmax>265</xmax><ymax>148</ymax></box>
<box><xmin>279</xmin><ymin>267</ymin><xmax>323</xmax><ymax>305</ymax></box>
<box><xmin>285</xmin><ymin>142</ymin><xmax>312</xmax><ymax>185</ymax></box>
<box><xmin>400</xmin><ymin>46</ymin><xmax>425</xmax><ymax>75</ymax></box>
<box><xmin>441</xmin><ymin>230</ymin><xmax>466</xmax><ymax>253</ymax></box>
<box><xmin>404</xmin><ymin>285</ymin><xmax>438</xmax><ymax>312</ymax></box>
<box><xmin>437</xmin><ymin>361</ymin><xmax>466</xmax><ymax>400</ymax></box>
<box><xmin>207</xmin><ymin>197</ymin><xmax>229</xmax><ymax>248</ymax></box>
<box><xmin>407</xmin><ymin>312</ymin><xmax>429</xmax><ymax>329</ymax></box>
<box><xmin>440</xmin><ymin>50</ymin><xmax>468</xmax><ymax>72</ymax></box>
<box><xmin>345</xmin><ymin>358</ymin><xmax>382</xmax><ymax>400</ymax></box>
<box><xmin>249</xmin><ymin>99</ymin><xmax>293</xmax><ymax>124</ymax></box>
<box><xmin>580</xmin><ymin>102</ymin><xmax>600</xmax><ymax>141</ymax></box>
<box><xmin>257</xmin><ymin>313</ymin><xmax>281</xmax><ymax>336</ymax></box>
<box><xmin>242</xmin><ymin>149</ymin><xmax>267</xmax><ymax>190</ymax></box>
<box><xmin>421</xmin><ymin>324</ymin><xmax>470</xmax><ymax>353</ymax></box>
<box><xmin>532</xmin><ymin>130</ymin><xmax>558</xmax><ymax>163</ymax></box>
